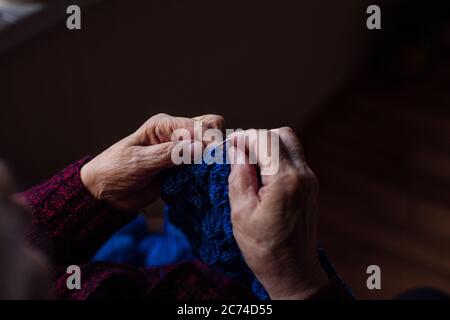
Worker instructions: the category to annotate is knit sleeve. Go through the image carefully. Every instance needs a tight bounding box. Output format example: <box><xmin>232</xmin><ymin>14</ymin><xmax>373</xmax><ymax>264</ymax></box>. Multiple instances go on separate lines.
<box><xmin>54</xmin><ymin>262</ymin><xmax>149</xmax><ymax>300</ymax></box>
<box><xmin>308</xmin><ymin>248</ymin><xmax>355</xmax><ymax>300</ymax></box>
<box><xmin>21</xmin><ymin>157</ymin><xmax>137</xmax><ymax>266</ymax></box>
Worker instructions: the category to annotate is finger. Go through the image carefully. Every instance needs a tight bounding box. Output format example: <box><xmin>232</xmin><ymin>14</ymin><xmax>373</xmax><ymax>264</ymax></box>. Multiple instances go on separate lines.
<box><xmin>229</xmin><ymin>129</ymin><xmax>258</xmax><ymax>162</ymax></box>
<box><xmin>193</xmin><ymin>114</ymin><xmax>225</xmax><ymax>130</ymax></box>
<box><xmin>137</xmin><ymin>113</ymin><xmax>196</xmax><ymax>145</ymax></box>
<box><xmin>272</xmin><ymin>127</ymin><xmax>306</xmax><ymax>170</ymax></box>
<box><xmin>193</xmin><ymin>114</ymin><xmax>225</xmax><ymax>145</ymax></box>
<box><xmin>228</xmin><ymin>145</ymin><xmax>259</xmax><ymax>215</ymax></box>
<box><xmin>261</xmin><ymin>128</ymin><xmax>317</xmax><ymax>212</ymax></box>
<box><xmin>140</xmin><ymin>140</ymin><xmax>204</xmax><ymax>172</ymax></box>
<box><xmin>229</xmin><ymin>129</ymin><xmax>285</xmax><ymax>184</ymax></box>
<box><xmin>137</xmin><ymin>114</ymin><xmax>225</xmax><ymax>146</ymax></box>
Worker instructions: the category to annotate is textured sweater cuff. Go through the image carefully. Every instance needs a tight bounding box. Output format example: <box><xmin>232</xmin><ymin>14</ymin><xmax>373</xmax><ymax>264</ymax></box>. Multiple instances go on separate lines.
<box><xmin>23</xmin><ymin>157</ymin><xmax>137</xmax><ymax>265</ymax></box>
<box><xmin>308</xmin><ymin>248</ymin><xmax>355</xmax><ymax>300</ymax></box>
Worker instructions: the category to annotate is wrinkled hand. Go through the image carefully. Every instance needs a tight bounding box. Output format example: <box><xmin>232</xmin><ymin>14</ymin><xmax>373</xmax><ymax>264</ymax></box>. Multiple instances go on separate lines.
<box><xmin>228</xmin><ymin>128</ymin><xmax>328</xmax><ymax>299</ymax></box>
<box><xmin>81</xmin><ymin>113</ymin><xmax>224</xmax><ymax>211</ymax></box>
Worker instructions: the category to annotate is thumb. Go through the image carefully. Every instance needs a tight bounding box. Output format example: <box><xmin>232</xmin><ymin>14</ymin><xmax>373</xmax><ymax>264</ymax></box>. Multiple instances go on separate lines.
<box><xmin>141</xmin><ymin>140</ymin><xmax>204</xmax><ymax>172</ymax></box>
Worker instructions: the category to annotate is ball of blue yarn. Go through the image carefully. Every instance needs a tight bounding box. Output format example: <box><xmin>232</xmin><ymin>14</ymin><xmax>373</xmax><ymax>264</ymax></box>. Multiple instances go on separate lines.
<box><xmin>160</xmin><ymin>149</ymin><xmax>270</xmax><ymax>300</ymax></box>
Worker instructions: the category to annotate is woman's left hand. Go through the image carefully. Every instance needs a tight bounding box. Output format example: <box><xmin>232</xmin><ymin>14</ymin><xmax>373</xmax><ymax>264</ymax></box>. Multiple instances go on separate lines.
<box><xmin>80</xmin><ymin>113</ymin><xmax>224</xmax><ymax>211</ymax></box>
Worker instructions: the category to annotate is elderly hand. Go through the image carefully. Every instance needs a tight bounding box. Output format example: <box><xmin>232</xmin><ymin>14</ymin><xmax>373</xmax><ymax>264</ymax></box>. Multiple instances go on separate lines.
<box><xmin>227</xmin><ymin>128</ymin><xmax>328</xmax><ymax>300</ymax></box>
<box><xmin>80</xmin><ymin>113</ymin><xmax>224</xmax><ymax>211</ymax></box>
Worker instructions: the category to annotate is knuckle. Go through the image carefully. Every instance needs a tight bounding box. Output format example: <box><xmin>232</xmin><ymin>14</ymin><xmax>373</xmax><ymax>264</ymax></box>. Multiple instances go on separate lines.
<box><xmin>155</xmin><ymin>118</ymin><xmax>177</xmax><ymax>143</ymax></box>
<box><xmin>211</xmin><ymin>115</ymin><xmax>225</xmax><ymax>127</ymax></box>
<box><xmin>140</xmin><ymin>114</ymin><xmax>171</xmax><ymax>144</ymax></box>
<box><xmin>246</xmin><ymin>128</ymin><xmax>258</xmax><ymax>137</ymax></box>
<box><xmin>230</xmin><ymin>207</ymin><xmax>244</xmax><ymax>225</ymax></box>
<box><xmin>151</xmin><ymin>113</ymin><xmax>169</xmax><ymax>120</ymax></box>
<box><xmin>194</xmin><ymin>114</ymin><xmax>224</xmax><ymax>128</ymax></box>
<box><xmin>279</xmin><ymin>126</ymin><xmax>295</xmax><ymax>136</ymax></box>
<box><xmin>279</xmin><ymin>126</ymin><xmax>301</xmax><ymax>142</ymax></box>
<box><xmin>203</xmin><ymin>114</ymin><xmax>222</xmax><ymax>120</ymax></box>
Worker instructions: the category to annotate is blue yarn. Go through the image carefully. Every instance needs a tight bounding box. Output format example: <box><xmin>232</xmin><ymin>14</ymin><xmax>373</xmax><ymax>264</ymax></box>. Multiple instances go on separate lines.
<box><xmin>93</xmin><ymin>234</ymin><xmax>136</xmax><ymax>264</ymax></box>
<box><xmin>93</xmin><ymin>215</ymin><xmax>148</xmax><ymax>266</ymax></box>
<box><xmin>142</xmin><ymin>216</ymin><xmax>194</xmax><ymax>267</ymax></box>
<box><xmin>93</xmin><ymin>214</ymin><xmax>195</xmax><ymax>268</ymax></box>
<box><xmin>160</xmin><ymin>148</ymin><xmax>270</xmax><ymax>300</ymax></box>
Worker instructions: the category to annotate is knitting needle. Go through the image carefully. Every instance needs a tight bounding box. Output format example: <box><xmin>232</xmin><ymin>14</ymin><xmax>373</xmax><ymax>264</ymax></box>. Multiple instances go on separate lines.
<box><xmin>217</xmin><ymin>137</ymin><xmax>232</xmax><ymax>148</ymax></box>
<box><xmin>208</xmin><ymin>136</ymin><xmax>232</xmax><ymax>150</ymax></box>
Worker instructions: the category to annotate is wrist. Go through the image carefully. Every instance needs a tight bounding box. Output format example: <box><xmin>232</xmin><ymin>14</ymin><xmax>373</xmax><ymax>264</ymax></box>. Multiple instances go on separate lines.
<box><xmin>270</xmin><ymin>268</ymin><xmax>329</xmax><ymax>300</ymax></box>
<box><xmin>80</xmin><ymin>161</ymin><xmax>98</xmax><ymax>200</ymax></box>
<box><xmin>259</xmin><ymin>258</ymin><xmax>329</xmax><ymax>300</ymax></box>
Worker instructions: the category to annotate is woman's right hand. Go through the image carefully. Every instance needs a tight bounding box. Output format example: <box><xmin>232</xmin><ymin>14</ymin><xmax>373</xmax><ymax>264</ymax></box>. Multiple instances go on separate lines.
<box><xmin>227</xmin><ymin>127</ymin><xmax>328</xmax><ymax>300</ymax></box>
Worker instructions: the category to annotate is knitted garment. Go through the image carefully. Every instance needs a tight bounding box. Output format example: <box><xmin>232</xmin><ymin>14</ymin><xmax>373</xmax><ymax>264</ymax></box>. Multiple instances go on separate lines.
<box><xmin>160</xmin><ymin>149</ymin><xmax>270</xmax><ymax>300</ymax></box>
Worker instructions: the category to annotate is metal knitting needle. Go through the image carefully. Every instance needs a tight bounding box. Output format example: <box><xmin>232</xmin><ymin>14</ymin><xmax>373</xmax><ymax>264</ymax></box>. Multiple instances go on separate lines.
<box><xmin>210</xmin><ymin>136</ymin><xmax>232</xmax><ymax>150</ymax></box>
<box><xmin>218</xmin><ymin>137</ymin><xmax>232</xmax><ymax>148</ymax></box>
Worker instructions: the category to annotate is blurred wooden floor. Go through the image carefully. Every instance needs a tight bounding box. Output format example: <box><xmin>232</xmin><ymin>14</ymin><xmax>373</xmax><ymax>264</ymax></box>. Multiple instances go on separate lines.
<box><xmin>303</xmin><ymin>62</ymin><xmax>450</xmax><ymax>299</ymax></box>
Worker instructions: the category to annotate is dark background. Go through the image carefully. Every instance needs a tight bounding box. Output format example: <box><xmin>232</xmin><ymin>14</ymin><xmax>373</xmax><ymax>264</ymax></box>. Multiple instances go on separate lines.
<box><xmin>1</xmin><ymin>0</ymin><xmax>449</xmax><ymax>299</ymax></box>
<box><xmin>0</xmin><ymin>0</ymin><xmax>373</xmax><ymax>184</ymax></box>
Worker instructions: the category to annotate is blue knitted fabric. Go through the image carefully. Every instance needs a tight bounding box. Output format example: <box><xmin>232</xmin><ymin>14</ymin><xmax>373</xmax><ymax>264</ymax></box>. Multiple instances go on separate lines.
<box><xmin>160</xmin><ymin>149</ymin><xmax>270</xmax><ymax>300</ymax></box>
